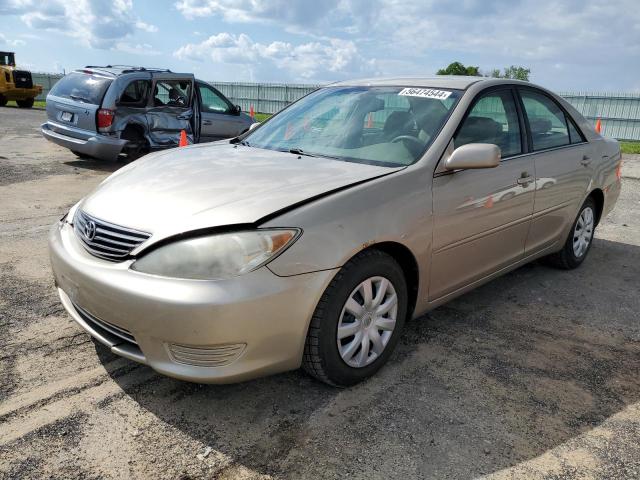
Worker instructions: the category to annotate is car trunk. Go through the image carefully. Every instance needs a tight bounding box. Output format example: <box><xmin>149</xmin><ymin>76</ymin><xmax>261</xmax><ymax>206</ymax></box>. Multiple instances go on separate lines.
<box><xmin>46</xmin><ymin>72</ymin><xmax>113</xmax><ymax>137</ymax></box>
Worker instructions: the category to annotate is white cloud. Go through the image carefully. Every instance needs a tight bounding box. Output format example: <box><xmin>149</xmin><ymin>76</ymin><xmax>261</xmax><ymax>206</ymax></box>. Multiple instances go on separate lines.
<box><xmin>135</xmin><ymin>20</ymin><xmax>158</xmax><ymax>33</ymax></box>
<box><xmin>174</xmin><ymin>32</ymin><xmax>376</xmax><ymax>81</ymax></box>
<box><xmin>175</xmin><ymin>0</ymin><xmax>340</xmax><ymax>26</ymax></box>
<box><xmin>115</xmin><ymin>42</ymin><xmax>162</xmax><ymax>56</ymax></box>
<box><xmin>0</xmin><ymin>32</ymin><xmax>26</xmax><ymax>47</ymax></box>
<box><xmin>3</xmin><ymin>0</ymin><xmax>159</xmax><ymax>49</ymax></box>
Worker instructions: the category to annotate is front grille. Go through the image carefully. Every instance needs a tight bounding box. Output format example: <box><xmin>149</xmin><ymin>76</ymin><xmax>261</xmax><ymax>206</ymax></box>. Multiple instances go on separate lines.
<box><xmin>73</xmin><ymin>210</ymin><xmax>151</xmax><ymax>261</ymax></box>
<box><xmin>13</xmin><ymin>70</ymin><xmax>32</xmax><ymax>88</ymax></box>
<box><xmin>168</xmin><ymin>343</ymin><xmax>246</xmax><ymax>367</ymax></box>
<box><xmin>73</xmin><ymin>302</ymin><xmax>137</xmax><ymax>346</ymax></box>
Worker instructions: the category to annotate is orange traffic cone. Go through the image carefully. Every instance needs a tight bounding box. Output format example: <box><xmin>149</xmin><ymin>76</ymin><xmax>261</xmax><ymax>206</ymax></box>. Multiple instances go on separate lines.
<box><xmin>595</xmin><ymin>118</ymin><xmax>602</xmax><ymax>134</ymax></box>
<box><xmin>249</xmin><ymin>105</ymin><xmax>255</xmax><ymax>119</ymax></box>
<box><xmin>179</xmin><ymin>129</ymin><xmax>188</xmax><ymax>147</ymax></box>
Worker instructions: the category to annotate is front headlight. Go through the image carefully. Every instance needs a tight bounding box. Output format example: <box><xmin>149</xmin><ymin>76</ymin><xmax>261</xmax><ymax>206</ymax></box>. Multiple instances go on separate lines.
<box><xmin>130</xmin><ymin>229</ymin><xmax>300</xmax><ymax>280</ymax></box>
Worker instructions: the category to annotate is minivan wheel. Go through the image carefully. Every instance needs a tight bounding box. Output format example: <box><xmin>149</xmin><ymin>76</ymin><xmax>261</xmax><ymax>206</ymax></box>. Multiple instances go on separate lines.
<box><xmin>16</xmin><ymin>98</ymin><xmax>34</xmax><ymax>108</ymax></box>
<box><xmin>303</xmin><ymin>249</ymin><xmax>407</xmax><ymax>386</ymax></box>
<box><xmin>545</xmin><ymin>197</ymin><xmax>597</xmax><ymax>270</ymax></box>
<box><xmin>0</xmin><ymin>94</ymin><xmax>7</xmax><ymax>107</ymax></box>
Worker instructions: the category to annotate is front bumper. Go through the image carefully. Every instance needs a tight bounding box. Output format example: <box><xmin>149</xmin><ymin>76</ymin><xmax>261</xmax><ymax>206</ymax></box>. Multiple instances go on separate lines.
<box><xmin>49</xmin><ymin>221</ymin><xmax>337</xmax><ymax>383</ymax></box>
<box><xmin>41</xmin><ymin>122</ymin><xmax>127</xmax><ymax>161</ymax></box>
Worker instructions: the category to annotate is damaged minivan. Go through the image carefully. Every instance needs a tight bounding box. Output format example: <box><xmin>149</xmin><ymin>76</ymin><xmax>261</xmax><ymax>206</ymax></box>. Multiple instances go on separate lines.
<box><xmin>41</xmin><ymin>66</ymin><xmax>255</xmax><ymax>160</ymax></box>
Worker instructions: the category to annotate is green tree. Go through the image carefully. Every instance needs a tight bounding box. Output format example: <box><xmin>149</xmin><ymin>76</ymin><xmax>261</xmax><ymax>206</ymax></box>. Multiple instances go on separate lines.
<box><xmin>436</xmin><ymin>61</ymin><xmax>481</xmax><ymax>76</ymax></box>
<box><xmin>490</xmin><ymin>65</ymin><xmax>531</xmax><ymax>81</ymax></box>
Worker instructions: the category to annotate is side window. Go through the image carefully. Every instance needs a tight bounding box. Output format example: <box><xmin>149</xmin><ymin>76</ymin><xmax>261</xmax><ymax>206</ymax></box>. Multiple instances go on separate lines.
<box><xmin>118</xmin><ymin>80</ymin><xmax>150</xmax><ymax>106</ymax></box>
<box><xmin>153</xmin><ymin>80</ymin><xmax>192</xmax><ymax>108</ymax></box>
<box><xmin>454</xmin><ymin>90</ymin><xmax>522</xmax><ymax>158</ymax></box>
<box><xmin>567</xmin><ymin>116</ymin><xmax>585</xmax><ymax>144</ymax></box>
<box><xmin>198</xmin><ymin>84</ymin><xmax>232</xmax><ymax>114</ymax></box>
<box><xmin>520</xmin><ymin>90</ymin><xmax>570</xmax><ymax>151</ymax></box>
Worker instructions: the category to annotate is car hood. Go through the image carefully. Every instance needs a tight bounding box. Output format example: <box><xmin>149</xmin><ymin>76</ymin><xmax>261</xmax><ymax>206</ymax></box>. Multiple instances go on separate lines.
<box><xmin>80</xmin><ymin>143</ymin><xmax>402</xmax><ymax>242</ymax></box>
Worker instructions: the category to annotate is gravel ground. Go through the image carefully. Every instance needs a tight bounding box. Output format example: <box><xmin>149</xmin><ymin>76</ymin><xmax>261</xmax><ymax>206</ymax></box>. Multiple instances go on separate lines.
<box><xmin>1</xmin><ymin>106</ymin><xmax>639</xmax><ymax>480</ymax></box>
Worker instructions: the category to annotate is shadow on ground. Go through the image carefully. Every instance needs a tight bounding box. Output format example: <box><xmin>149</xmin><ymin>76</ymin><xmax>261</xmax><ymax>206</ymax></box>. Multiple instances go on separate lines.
<box><xmin>98</xmin><ymin>238</ymin><xmax>640</xmax><ymax>478</ymax></box>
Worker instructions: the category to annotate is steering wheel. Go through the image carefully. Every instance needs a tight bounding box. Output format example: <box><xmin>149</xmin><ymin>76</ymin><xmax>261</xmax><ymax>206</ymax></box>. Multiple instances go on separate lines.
<box><xmin>390</xmin><ymin>135</ymin><xmax>424</xmax><ymax>151</ymax></box>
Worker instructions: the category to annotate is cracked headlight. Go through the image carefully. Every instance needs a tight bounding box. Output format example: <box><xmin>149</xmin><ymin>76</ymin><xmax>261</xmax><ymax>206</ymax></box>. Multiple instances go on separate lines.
<box><xmin>131</xmin><ymin>229</ymin><xmax>300</xmax><ymax>280</ymax></box>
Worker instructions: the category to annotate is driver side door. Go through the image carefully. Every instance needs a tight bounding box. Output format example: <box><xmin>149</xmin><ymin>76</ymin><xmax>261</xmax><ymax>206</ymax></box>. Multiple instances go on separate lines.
<box><xmin>197</xmin><ymin>82</ymin><xmax>247</xmax><ymax>141</ymax></box>
<box><xmin>430</xmin><ymin>87</ymin><xmax>535</xmax><ymax>301</ymax></box>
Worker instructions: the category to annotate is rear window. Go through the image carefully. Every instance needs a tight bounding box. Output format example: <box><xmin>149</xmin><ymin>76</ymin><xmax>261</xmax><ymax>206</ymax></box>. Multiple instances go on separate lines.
<box><xmin>49</xmin><ymin>72</ymin><xmax>112</xmax><ymax>105</ymax></box>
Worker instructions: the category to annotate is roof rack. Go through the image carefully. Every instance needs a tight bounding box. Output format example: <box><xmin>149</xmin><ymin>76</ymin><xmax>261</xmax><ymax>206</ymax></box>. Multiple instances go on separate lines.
<box><xmin>84</xmin><ymin>65</ymin><xmax>172</xmax><ymax>74</ymax></box>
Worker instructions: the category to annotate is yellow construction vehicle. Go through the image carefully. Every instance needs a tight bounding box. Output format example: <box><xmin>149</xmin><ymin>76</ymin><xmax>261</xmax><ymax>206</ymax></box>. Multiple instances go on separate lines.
<box><xmin>0</xmin><ymin>51</ymin><xmax>42</xmax><ymax>108</ymax></box>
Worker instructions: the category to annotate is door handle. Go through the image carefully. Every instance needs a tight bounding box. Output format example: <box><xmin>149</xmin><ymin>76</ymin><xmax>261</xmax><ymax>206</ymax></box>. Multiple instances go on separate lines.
<box><xmin>580</xmin><ymin>155</ymin><xmax>592</xmax><ymax>166</ymax></box>
<box><xmin>176</xmin><ymin>113</ymin><xmax>192</xmax><ymax>120</ymax></box>
<box><xmin>203</xmin><ymin>120</ymin><xmax>212</xmax><ymax>126</ymax></box>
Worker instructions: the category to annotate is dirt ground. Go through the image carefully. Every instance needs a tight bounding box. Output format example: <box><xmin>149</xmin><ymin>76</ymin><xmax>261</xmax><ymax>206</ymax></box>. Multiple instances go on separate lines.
<box><xmin>1</xmin><ymin>106</ymin><xmax>639</xmax><ymax>480</ymax></box>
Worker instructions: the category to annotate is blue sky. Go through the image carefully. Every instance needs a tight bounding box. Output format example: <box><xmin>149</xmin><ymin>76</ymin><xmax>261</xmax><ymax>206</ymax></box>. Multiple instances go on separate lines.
<box><xmin>1</xmin><ymin>0</ymin><xmax>639</xmax><ymax>91</ymax></box>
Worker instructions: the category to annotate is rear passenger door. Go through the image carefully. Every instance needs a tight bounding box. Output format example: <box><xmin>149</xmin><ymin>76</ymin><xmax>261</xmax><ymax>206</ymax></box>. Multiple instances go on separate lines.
<box><xmin>197</xmin><ymin>82</ymin><xmax>246</xmax><ymax>141</ymax></box>
<box><xmin>517</xmin><ymin>88</ymin><xmax>593</xmax><ymax>254</ymax></box>
<box><xmin>430</xmin><ymin>87</ymin><xmax>535</xmax><ymax>300</ymax></box>
<box><xmin>146</xmin><ymin>77</ymin><xmax>194</xmax><ymax>146</ymax></box>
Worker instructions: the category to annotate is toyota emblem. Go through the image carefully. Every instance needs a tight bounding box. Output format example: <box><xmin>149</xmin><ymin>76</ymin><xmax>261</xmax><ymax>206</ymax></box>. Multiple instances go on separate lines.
<box><xmin>84</xmin><ymin>220</ymin><xmax>96</xmax><ymax>241</ymax></box>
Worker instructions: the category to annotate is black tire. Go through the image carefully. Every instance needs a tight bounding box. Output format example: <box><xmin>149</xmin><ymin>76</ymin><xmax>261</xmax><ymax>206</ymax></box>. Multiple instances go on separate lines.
<box><xmin>303</xmin><ymin>249</ymin><xmax>408</xmax><ymax>386</ymax></box>
<box><xmin>544</xmin><ymin>197</ymin><xmax>597</xmax><ymax>270</ymax></box>
<box><xmin>16</xmin><ymin>98</ymin><xmax>34</xmax><ymax>108</ymax></box>
<box><xmin>121</xmin><ymin>126</ymin><xmax>149</xmax><ymax>160</ymax></box>
<box><xmin>0</xmin><ymin>94</ymin><xmax>7</xmax><ymax>107</ymax></box>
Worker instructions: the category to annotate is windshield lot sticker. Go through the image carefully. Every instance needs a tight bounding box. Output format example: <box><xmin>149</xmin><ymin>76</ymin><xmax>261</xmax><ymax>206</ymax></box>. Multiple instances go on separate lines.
<box><xmin>398</xmin><ymin>88</ymin><xmax>452</xmax><ymax>100</ymax></box>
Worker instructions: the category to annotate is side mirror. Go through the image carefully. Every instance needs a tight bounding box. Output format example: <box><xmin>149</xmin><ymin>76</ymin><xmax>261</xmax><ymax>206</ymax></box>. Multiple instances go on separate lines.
<box><xmin>444</xmin><ymin>143</ymin><xmax>501</xmax><ymax>170</ymax></box>
<box><xmin>235</xmin><ymin>105</ymin><xmax>241</xmax><ymax>114</ymax></box>
<box><xmin>249</xmin><ymin>122</ymin><xmax>261</xmax><ymax>131</ymax></box>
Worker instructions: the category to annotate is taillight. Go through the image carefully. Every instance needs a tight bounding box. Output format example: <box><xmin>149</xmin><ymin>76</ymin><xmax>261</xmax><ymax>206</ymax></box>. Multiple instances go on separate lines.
<box><xmin>616</xmin><ymin>161</ymin><xmax>623</xmax><ymax>181</ymax></box>
<box><xmin>97</xmin><ymin>109</ymin><xmax>114</xmax><ymax>130</ymax></box>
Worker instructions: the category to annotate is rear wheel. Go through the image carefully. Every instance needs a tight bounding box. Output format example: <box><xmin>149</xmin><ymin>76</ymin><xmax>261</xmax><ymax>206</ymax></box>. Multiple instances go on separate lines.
<box><xmin>303</xmin><ymin>249</ymin><xmax>408</xmax><ymax>386</ymax></box>
<box><xmin>121</xmin><ymin>126</ymin><xmax>149</xmax><ymax>160</ymax></box>
<box><xmin>0</xmin><ymin>94</ymin><xmax>7</xmax><ymax>107</ymax></box>
<box><xmin>544</xmin><ymin>197</ymin><xmax>596</xmax><ymax>269</ymax></box>
<box><xmin>16</xmin><ymin>98</ymin><xmax>34</xmax><ymax>108</ymax></box>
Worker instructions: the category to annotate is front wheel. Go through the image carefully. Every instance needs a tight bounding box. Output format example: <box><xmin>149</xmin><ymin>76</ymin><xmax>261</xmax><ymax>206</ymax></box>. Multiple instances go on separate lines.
<box><xmin>544</xmin><ymin>197</ymin><xmax>597</xmax><ymax>269</ymax></box>
<box><xmin>16</xmin><ymin>98</ymin><xmax>34</xmax><ymax>108</ymax></box>
<box><xmin>303</xmin><ymin>249</ymin><xmax>408</xmax><ymax>386</ymax></box>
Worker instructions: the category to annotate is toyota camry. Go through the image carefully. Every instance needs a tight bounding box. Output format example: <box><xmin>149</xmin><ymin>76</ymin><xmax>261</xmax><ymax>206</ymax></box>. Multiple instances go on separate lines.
<box><xmin>49</xmin><ymin>77</ymin><xmax>622</xmax><ymax>386</ymax></box>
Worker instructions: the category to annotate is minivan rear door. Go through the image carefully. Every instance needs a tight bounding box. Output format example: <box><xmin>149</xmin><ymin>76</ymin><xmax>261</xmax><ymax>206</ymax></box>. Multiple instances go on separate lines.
<box><xmin>146</xmin><ymin>75</ymin><xmax>195</xmax><ymax>147</ymax></box>
<box><xmin>46</xmin><ymin>71</ymin><xmax>113</xmax><ymax>137</ymax></box>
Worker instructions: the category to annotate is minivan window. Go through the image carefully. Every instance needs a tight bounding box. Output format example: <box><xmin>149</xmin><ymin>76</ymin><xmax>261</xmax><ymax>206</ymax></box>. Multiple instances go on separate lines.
<box><xmin>520</xmin><ymin>90</ymin><xmax>570</xmax><ymax>151</ymax></box>
<box><xmin>49</xmin><ymin>72</ymin><xmax>113</xmax><ymax>105</ymax></box>
<box><xmin>245</xmin><ymin>86</ymin><xmax>462</xmax><ymax>167</ymax></box>
<box><xmin>118</xmin><ymin>80</ymin><xmax>150</xmax><ymax>106</ymax></box>
<box><xmin>153</xmin><ymin>80</ymin><xmax>192</xmax><ymax>108</ymax></box>
<box><xmin>455</xmin><ymin>90</ymin><xmax>522</xmax><ymax>157</ymax></box>
<box><xmin>198</xmin><ymin>83</ymin><xmax>232</xmax><ymax>113</ymax></box>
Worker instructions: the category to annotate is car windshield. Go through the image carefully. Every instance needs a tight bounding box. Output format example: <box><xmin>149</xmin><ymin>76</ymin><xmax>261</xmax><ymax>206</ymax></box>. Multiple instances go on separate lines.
<box><xmin>49</xmin><ymin>72</ymin><xmax>113</xmax><ymax>105</ymax></box>
<box><xmin>244</xmin><ymin>86</ymin><xmax>461</xmax><ymax>166</ymax></box>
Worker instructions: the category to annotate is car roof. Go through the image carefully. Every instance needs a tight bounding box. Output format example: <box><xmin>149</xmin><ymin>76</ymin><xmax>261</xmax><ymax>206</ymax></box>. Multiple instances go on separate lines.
<box><xmin>330</xmin><ymin>76</ymin><xmax>525</xmax><ymax>90</ymax></box>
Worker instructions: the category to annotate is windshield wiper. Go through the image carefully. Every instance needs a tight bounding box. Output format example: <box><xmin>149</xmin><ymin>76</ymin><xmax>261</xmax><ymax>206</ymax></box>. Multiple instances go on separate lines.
<box><xmin>69</xmin><ymin>94</ymin><xmax>92</xmax><ymax>103</ymax></box>
<box><xmin>239</xmin><ymin>140</ymin><xmax>251</xmax><ymax>146</ymax></box>
<box><xmin>289</xmin><ymin>147</ymin><xmax>318</xmax><ymax>157</ymax></box>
